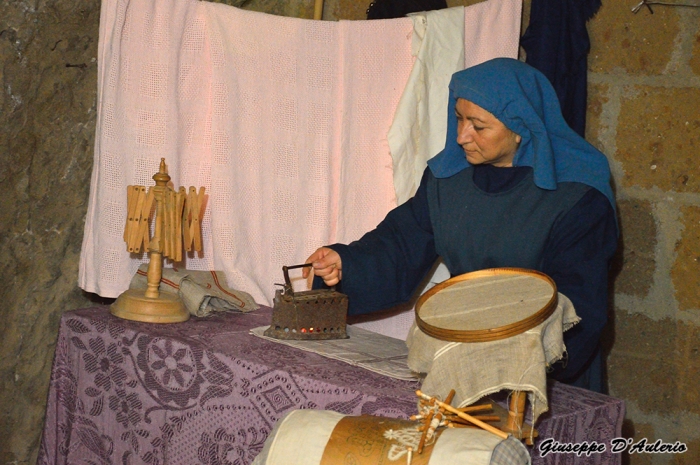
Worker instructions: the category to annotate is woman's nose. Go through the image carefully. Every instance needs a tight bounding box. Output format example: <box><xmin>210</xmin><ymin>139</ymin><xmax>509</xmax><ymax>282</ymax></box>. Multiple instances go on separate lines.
<box><xmin>457</xmin><ymin>123</ymin><xmax>473</xmax><ymax>145</ymax></box>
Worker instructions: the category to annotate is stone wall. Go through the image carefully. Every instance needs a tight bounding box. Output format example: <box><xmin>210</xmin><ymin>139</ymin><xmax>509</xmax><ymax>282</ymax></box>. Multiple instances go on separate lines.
<box><xmin>586</xmin><ymin>3</ymin><xmax>700</xmax><ymax>463</ymax></box>
<box><xmin>1</xmin><ymin>0</ymin><xmax>698</xmax><ymax>463</ymax></box>
<box><xmin>1</xmin><ymin>0</ymin><xmax>102</xmax><ymax>462</ymax></box>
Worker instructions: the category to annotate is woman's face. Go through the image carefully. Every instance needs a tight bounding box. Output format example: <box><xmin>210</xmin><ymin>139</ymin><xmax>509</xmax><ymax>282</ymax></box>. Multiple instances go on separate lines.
<box><xmin>455</xmin><ymin>98</ymin><xmax>521</xmax><ymax>167</ymax></box>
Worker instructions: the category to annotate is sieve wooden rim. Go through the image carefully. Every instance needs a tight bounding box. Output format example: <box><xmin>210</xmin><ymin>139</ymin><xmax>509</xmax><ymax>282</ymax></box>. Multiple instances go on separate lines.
<box><xmin>414</xmin><ymin>267</ymin><xmax>558</xmax><ymax>343</ymax></box>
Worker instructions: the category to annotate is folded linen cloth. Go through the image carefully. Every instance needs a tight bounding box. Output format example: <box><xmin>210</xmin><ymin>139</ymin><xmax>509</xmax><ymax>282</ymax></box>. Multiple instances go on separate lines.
<box><xmin>129</xmin><ymin>264</ymin><xmax>259</xmax><ymax>316</ymax></box>
<box><xmin>250</xmin><ymin>324</ymin><xmax>420</xmax><ymax>380</ymax></box>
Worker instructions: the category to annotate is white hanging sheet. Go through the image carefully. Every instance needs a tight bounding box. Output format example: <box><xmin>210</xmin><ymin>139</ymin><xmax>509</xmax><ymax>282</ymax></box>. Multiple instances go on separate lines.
<box><xmin>79</xmin><ymin>0</ymin><xmax>522</xmax><ymax>307</ymax></box>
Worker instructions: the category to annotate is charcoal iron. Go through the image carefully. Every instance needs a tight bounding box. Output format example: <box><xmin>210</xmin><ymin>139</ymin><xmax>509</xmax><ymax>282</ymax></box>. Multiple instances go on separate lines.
<box><xmin>263</xmin><ymin>264</ymin><xmax>349</xmax><ymax>340</ymax></box>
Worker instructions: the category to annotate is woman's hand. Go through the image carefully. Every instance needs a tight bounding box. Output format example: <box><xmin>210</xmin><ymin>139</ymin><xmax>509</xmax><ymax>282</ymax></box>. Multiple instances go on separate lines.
<box><xmin>303</xmin><ymin>247</ymin><xmax>342</xmax><ymax>287</ymax></box>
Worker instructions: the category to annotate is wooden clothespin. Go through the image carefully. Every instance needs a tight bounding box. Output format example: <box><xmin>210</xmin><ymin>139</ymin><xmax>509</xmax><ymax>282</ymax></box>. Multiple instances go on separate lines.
<box><xmin>175</xmin><ymin>187</ymin><xmax>186</xmax><ymax>262</ymax></box>
<box><xmin>184</xmin><ymin>186</ymin><xmax>206</xmax><ymax>252</ymax></box>
<box><xmin>125</xmin><ymin>186</ymin><xmax>154</xmax><ymax>254</ymax></box>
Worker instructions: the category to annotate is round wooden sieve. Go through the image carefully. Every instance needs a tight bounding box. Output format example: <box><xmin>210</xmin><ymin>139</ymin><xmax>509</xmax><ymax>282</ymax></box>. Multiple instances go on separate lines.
<box><xmin>414</xmin><ymin>268</ymin><xmax>558</xmax><ymax>343</ymax></box>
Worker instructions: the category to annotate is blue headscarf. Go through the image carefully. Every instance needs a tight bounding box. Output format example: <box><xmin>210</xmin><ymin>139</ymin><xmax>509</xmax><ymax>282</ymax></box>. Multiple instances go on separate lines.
<box><xmin>427</xmin><ymin>57</ymin><xmax>616</xmax><ymax>212</ymax></box>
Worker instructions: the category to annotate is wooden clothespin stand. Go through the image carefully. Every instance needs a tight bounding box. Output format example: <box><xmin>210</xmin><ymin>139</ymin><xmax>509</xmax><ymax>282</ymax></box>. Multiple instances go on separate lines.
<box><xmin>111</xmin><ymin>158</ymin><xmax>206</xmax><ymax>323</ymax></box>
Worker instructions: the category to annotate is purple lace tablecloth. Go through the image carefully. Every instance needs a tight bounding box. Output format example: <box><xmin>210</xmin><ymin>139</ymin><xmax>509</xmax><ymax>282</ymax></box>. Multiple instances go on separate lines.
<box><xmin>38</xmin><ymin>306</ymin><xmax>624</xmax><ymax>465</ymax></box>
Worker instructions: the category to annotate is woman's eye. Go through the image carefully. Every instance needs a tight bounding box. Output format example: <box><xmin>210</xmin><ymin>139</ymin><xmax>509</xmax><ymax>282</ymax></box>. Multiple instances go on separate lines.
<box><xmin>473</xmin><ymin>126</ymin><xmax>484</xmax><ymax>131</ymax></box>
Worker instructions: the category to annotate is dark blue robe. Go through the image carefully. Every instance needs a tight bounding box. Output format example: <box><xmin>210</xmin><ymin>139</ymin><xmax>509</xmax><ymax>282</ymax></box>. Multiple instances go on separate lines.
<box><xmin>317</xmin><ymin>164</ymin><xmax>617</xmax><ymax>391</ymax></box>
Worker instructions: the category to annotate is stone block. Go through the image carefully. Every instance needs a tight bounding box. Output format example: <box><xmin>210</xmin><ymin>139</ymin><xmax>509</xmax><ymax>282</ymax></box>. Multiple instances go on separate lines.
<box><xmin>588</xmin><ymin>2</ymin><xmax>679</xmax><ymax>75</ymax></box>
<box><xmin>611</xmin><ymin>200</ymin><xmax>656</xmax><ymax>297</ymax></box>
<box><xmin>608</xmin><ymin>312</ymin><xmax>677</xmax><ymax>413</ymax></box>
<box><xmin>675</xmin><ymin>319</ymin><xmax>700</xmax><ymax>412</ymax></box>
<box><xmin>624</xmin><ymin>421</ymin><xmax>655</xmax><ymax>465</ymax></box>
<box><xmin>672</xmin><ymin>206</ymin><xmax>700</xmax><ymax>311</ymax></box>
<box><xmin>335</xmin><ymin>0</ymin><xmax>369</xmax><ymax>20</ymax></box>
<box><xmin>608</xmin><ymin>311</ymin><xmax>700</xmax><ymax>416</ymax></box>
<box><xmin>607</xmin><ymin>348</ymin><xmax>683</xmax><ymax>414</ymax></box>
<box><xmin>244</xmin><ymin>0</ymin><xmax>315</xmax><ymax>19</ymax></box>
<box><xmin>672</xmin><ymin>436</ymin><xmax>700</xmax><ymax>464</ymax></box>
<box><xmin>617</xmin><ymin>86</ymin><xmax>700</xmax><ymax>192</ymax></box>
<box><xmin>690</xmin><ymin>29</ymin><xmax>700</xmax><ymax>77</ymax></box>
<box><xmin>585</xmin><ymin>82</ymin><xmax>609</xmax><ymax>151</ymax></box>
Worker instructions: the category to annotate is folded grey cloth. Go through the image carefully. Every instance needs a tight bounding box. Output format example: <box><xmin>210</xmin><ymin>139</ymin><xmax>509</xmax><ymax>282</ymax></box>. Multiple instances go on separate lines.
<box><xmin>130</xmin><ymin>264</ymin><xmax>259</xmax><ymax>316</ymax></box>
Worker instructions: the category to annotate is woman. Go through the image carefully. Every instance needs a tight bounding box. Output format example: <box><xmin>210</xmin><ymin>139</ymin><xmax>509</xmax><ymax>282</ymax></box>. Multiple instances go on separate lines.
<box><xmin>303</xmin><ymin>58</ymin><xmax>617</xmax><ymax>392</ymax></box>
